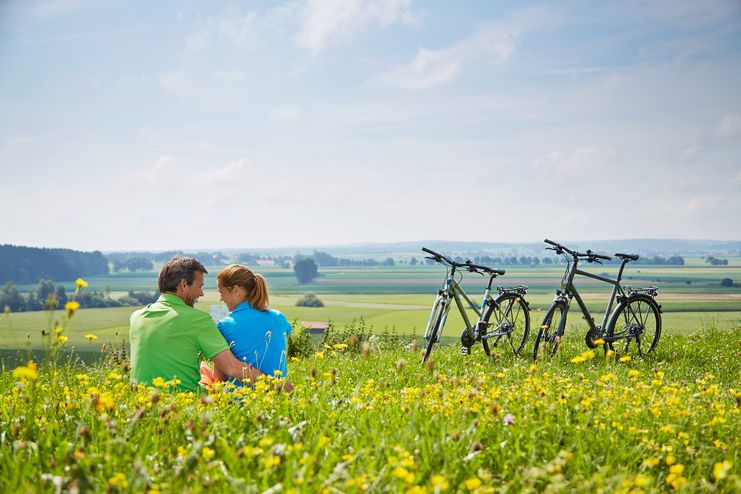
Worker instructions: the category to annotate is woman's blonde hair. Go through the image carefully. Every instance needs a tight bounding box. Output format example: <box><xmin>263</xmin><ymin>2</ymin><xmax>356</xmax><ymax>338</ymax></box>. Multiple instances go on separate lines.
<box><xmin>217</xmin><ymin>264</ymin><xmax>269</xmax><ymax>311</ymax></box>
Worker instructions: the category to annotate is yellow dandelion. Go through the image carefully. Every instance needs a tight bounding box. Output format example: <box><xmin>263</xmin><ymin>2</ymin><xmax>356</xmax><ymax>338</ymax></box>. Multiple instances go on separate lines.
<box><xmin>54</xmin><ymin>326</ymin><xmax>63</xmax><ymax>335</ymax></box>
<box><xmin>431</xmin><ymin>475</ymin><xmax>450</xmax><ymax>491</ymax></box>
<box><xmin>108</xmin><ymin>473</ymin><xmax>128</xmax><ymax>490</ymax></box>
<box><xmin>713</xmin><ymin>460</ymin><xmax>732</xmax><ymax>481</ymax></box>
<box><xmin>75</xmin><ymin>278</ymin><xmax>89</xmax><ymax>288</ymax></box>
<box><xmin>54</xmin><ymin>335</ymin><xmax>69</xmax><ymax>345</ymax></box>
<box><xmin>619</xmin><ymin>355</ymin><xmax>632</xmax><ymax>362</ymax></box>
<box><xmin>64</xmin><ymin>301</ymin><xmax>80</xmax><ymax>316</ymax></box>
<box><xmin>464</xmin><ymin>478</ymin><xmax>482</xmax><ymax>491</ymax></box>
<box><xmin>12</xmin><ymin>361</ymin><xmax>38</xmax><ymax>381</ymax></box>
<box><xmin>85</xmin><ymin>333</ymin><xmax>98</xmax><ymax>341</ymax></box>
<box><xmin>593</xmin><ymin>338</ymin><xmax>605</xmax><ymax>346</ymax></box>
<box><xmin>202</xmin><ymin>447</ymin><xmax>215</xmax><ymax>460</ymax></box>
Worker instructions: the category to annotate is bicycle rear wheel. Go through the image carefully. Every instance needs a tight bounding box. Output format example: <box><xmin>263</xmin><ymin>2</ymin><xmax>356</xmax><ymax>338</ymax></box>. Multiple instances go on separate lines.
<box><xmin>422</xmin><ymin>298</ymin><xmax>448</xmax><ymax>362</ymax></box>
<box><xmin>533</xmin><ymin>301</ymin><xmax>566</xmax><ymax>360</ymax></box>
<box><xmin>607</xmin><ymin>294</ymin><xmax>661</xmax><ymax>356</ymax></box>
<box><xmin>482</xmin><ymin>293</ymin><xmax>530</xmax><ymax>356</ymax></box>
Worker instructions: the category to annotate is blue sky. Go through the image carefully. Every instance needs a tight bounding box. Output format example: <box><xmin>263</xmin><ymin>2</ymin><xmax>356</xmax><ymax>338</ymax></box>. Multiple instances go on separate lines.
<box><xmin>1</xmin><ymin>0</ymin><xmax>740</xmax><ymax>251</ymax></box>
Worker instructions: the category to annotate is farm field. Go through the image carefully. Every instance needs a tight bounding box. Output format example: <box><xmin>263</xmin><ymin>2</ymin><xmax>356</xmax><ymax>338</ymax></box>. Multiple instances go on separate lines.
<box><xmin>1</xmin><ymin>324</ymin><xmax>738</xmax><ymax>492</ymax></box>
<box><xmin>3</xmin><ymin>261</ymin><xmax>740</xmax><ymax>352</ymax></box>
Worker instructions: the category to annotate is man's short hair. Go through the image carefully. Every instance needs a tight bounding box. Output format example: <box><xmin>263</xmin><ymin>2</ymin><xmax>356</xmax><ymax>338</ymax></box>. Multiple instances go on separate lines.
<box><xmin>158</xmin><ymin>256</ymin><xmax>208</xmax><ymax>293</ymax></box>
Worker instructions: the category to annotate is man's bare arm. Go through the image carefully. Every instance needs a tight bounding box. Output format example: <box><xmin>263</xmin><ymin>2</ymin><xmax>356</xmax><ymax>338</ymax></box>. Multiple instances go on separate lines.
<box><xmin>211</xmin><ymin>350</ymin><xmax>262</xmax><ymax>384</ymax></box>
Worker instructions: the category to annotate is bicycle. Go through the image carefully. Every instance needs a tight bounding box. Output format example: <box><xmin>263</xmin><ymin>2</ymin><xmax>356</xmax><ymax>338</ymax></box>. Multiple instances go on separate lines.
<box><xmin>421</xmin><ymin>247</ymin><xmax>531</xmax><ymax>363</ymax></box>
<box><xmin>533</xmin><ymin>239</ymin><xmax>662</xmax><ymax>360</ymax></box>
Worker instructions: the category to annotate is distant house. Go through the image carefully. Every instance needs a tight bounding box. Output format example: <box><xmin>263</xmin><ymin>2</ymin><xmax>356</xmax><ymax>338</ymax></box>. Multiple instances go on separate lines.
<box><xmin>256</xmin><ymin>259</ymin><xmax>276</xmax><ymax>267</ymax></box>
<box><xmin>302</xmin><ymin>321</ymin><xmax>329</xmax><ymax>335</ymax></box>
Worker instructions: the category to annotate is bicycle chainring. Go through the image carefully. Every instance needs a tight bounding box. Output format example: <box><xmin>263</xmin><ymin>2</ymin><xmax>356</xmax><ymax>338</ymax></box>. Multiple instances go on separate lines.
<box><xmin>460</xmin><ymin>328</ymin><xmax>476</xmax><ymax>348</ymax></box>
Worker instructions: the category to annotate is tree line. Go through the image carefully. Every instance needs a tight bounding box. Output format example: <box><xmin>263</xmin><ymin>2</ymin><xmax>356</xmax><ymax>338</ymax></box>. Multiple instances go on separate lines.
<box><xmin>0</xmin><ymin>279</ymin><xmax>158</xmax><ymax>313</ymax></box>
<box><xmin>0</xmin><ymin>245</ymin><xmax>109</xmax><ymax>284</ymax></box>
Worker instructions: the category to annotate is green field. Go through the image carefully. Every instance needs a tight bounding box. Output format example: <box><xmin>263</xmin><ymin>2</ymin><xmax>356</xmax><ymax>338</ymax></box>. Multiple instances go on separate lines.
<box><xmin>3</xmin><ymin>260</ymin><xmax>740</xmax><ymax>353</ymax></box>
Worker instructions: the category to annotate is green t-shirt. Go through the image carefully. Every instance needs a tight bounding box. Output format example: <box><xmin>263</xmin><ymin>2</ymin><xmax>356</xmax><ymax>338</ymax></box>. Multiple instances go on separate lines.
<box><xmin>130</xmin><ymin>294</ymin><xmax>229</xmax><ymax>391</ymax></box>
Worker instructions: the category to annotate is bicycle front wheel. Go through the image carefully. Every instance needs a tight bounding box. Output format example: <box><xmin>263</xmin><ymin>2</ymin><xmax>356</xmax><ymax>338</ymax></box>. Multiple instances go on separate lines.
<box><xmin>607</xmin><ymin>294</ymin><xmax>661</xmax><ymax>356</ymax></box>
<box><xmin>482</xmin><ymin>293</ymin><xmax>530</xmax><ymax>356</ymax></box>
<box><xmin>423</xmin><ymin>299</ymin><xmax>448</xmax><ymax>362</ymax></box>
<box><xmin>533</xmin><ymin>301</ymin><xmax>566</xmax><ymax>360</ymax></box>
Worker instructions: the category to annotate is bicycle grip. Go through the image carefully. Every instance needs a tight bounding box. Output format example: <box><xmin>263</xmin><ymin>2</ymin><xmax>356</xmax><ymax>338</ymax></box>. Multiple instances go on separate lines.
<box><xmin>544</xmin><ymin>239</ymin><xmax>559</xmax><ymax>247</ymax></box>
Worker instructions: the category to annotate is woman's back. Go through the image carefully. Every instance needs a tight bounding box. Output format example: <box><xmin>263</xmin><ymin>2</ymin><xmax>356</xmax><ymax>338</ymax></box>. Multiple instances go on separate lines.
<box><xmin>217</xmin><ymin>301</ymin><xmax>292</xmax><ymax>379</ymax></box>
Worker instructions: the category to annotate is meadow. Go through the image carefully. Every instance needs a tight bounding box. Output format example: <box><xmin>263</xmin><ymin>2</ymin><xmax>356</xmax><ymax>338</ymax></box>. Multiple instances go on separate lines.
<box><xmin>1</xmin><ymin>324</ymin><xmax>738</xmax><ymax>492</ymax></box>
<box><xmin>1</xmin><ymin>260</ymin><xmax>740</xmax><ymax>492</ymax></box>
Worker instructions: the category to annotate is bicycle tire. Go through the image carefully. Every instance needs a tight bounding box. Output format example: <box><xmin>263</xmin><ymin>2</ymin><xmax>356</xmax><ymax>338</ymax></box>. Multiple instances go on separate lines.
<box><xmin>481</xmin><ymin>293</ymin><xmax>530</xmax><ymax>356</ymax></box>
<box><xmin>422</xmin><ymin>299</ymin><xmax>448</xmax><ymax>362</ymax></box>
<box><xmin>606</xmin><ymin>294</ymin><xmax>661</xmax><ymax>356</ymax></box>
<box><xmin>533</xmin><ymin>301</ymin><xmax>567</xmax><ymax>360</ymax></box>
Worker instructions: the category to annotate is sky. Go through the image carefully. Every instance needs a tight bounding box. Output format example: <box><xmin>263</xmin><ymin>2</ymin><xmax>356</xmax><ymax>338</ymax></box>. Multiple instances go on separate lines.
<box><xmin>0</xmin><ymin>0</ymin><xmax>740</xmax><ymax>252</ymax></box>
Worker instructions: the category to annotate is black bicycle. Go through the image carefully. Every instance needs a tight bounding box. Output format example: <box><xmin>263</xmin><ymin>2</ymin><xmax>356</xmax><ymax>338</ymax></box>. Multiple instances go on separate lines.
<box><xmin>533</xmin><ymin>239</ymin><xmax>662</xmax><ymax>360</ymax></box>
<box><xmin>421</xmin><ymin>247</ymin><xmax>530</xmax><ymax>362</ymax></box>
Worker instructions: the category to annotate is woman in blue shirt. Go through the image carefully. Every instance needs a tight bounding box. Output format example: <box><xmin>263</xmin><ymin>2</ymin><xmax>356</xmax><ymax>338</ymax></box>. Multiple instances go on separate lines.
<box><xmin>213</xmin><ymin>264</ymin><xmax>292</xmax><ymax>385</ymax></box>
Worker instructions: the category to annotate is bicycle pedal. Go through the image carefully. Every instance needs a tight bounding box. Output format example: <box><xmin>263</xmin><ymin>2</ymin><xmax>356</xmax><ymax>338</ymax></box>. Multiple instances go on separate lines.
<box><xmin>459</xmin><ymin>347</ymin><xmax>471</xmax><ymax>356</ymax></box>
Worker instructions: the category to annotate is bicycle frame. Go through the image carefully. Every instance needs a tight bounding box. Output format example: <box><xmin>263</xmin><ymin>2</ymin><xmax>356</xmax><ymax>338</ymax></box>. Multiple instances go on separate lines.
<box><xmin>556</xmin><ymin>256</ymin><xmax>631</xmax><ymax>339</ymax></box>
<box><xmin>425</xmin><ymin>265</ymin><xmax>506</xmax><ymax>342</ymax></box>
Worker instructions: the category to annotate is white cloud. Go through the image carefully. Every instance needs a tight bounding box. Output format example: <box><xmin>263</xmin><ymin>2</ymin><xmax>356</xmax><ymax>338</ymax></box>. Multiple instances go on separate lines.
<box><xmin>193</xmin><ymin>159</ymin><xmax>247</xmax><ymax>185</ymax></box>
<box><xmin>7</xmin><ymin>134</ymin><xmax>32</xmax><ymax>146</ymax></box>
<box><xmin>185</xmin><ymin>32</ymin><xmax>209</xmax><ymax>51</ymax></box>
<box><xmin>716</xmin><ymin>113</ymin><xmax>741</xmax><ymax>140</ymax></box>
<box><xmin>134</xmin><ymin>156</ymin><xmax>177</xmax><ymax>185</ymax></box>
<box><xmin>683</xmin><ymin>195</ymin><xmax>726</xmax><ymax>215</ymax></box>
<box><xmin>532</xmin><ymin>147</ymin><xmax>616</xmax><ymax>176</ymax></box>
<box><xmin>296</xmin><ymin>0</ymin><xmax>415</xmax><ymax>55</ymax></box>
<box><xmin>733</xmin><ymin>171</ymin><xmax>741</xmax><ymax>183</ymax></box>
<box><xmin>270</xmin><ymin>103</ymin><xmax>301</xmax><ymax>121</ymax></box>
<box><xmin>378</xmin><ymin>23</ymin><xmax>517</xmax><ymax>89</ymax></box>
<box><xmin>213</xmin><ymin>70</ymin><xmax>249</xmax><ymax>83</ymax></box>
<box><xmin>156</xmin><ymin>71</ymin><xmax>200</xmax><ymax>99</ymax></box>
<box><xmin>680</xmin><ymin>146</ymin><xmax>700</xmax><ymax>161</ymax></box>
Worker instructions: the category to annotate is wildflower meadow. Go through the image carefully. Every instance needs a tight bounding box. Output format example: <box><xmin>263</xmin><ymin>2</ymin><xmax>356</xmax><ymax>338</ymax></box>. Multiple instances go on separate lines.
<box><xmin>1</xmin><ymin>314</ymin><xmax>739</xmax><ymax>493</ymax></box>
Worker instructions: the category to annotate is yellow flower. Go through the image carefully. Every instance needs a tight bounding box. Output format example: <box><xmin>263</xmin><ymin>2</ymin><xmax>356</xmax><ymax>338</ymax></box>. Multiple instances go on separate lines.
<box><xmin>713</xmin><ymin>460</ymin><xmax>732</xmax><ymax>481</ymax></box>
<box><xmin>642</xmin><ymin>457</ymin><xmax>660</xmax><ymax>468</ymax></box>
<box><xmin>65</xmin><ymin>301</ymin><xmax>80</xmax><ymax>315</ymax></box>
<box><xmin>75</xmin><ymin>278</ymin><xmax>89</xmax><ymax>288</ymax></box>
<box><xmin>85</xmin><ymin>333</ymin><xmax>98</xmax><ymax>341</ymax></box>
<box><xmin>431</xmin><ymin>475</ymin><xmax>449</xmax><ymax>491</ymax></box>
<box><xmin>464</xmin><ymin>478</ymin><xmax>482</xmax><ymax>491</ymax></box>
<box><xmin>108</xmin><ymin>473</ymin><xmax>128</xmax><ymax>490</ymax></box>
<box><xmin>54</xmin><ymin>326</ymin><xmax>63</xmax><ymax>335</ymax></box>
<box><xmin>202</xmin><ymin>447</ymin><xmax>215</xmax><ymax>460</ymax></box>
<box><xmin>317</xmin><ymin>436</ymin><xmax>331</xmax><ymax>448</ymax></box>
<box><xmin>333</xmin><ymin>343</ymin><xmax>348</xmax><ymax>349</ymax></box>
<box><xmin>392</xmin><ymin>466</ymin><xmax>415</xmax><ymax>484</ymax></box>
<box><xmin>669</xmin><ymin>464</ymin><xmax>685</xmax><ymax>475</ymax></box>
<box><xmin>592</xmin><ymin>338</ymin><xmax>605</xmax><ymax>346</ymax></box>
<box><xmin>152</xmin><ymin>377</ymin><xmax>166</xmax><ymax>388</ymax></box>
<box><xmin>665</xmin><ymin>455</ymin><xmax>676</xmax><ymax>466</ymax></box>
<box><xmin>54</xmin><ymin>335</ymin><xmax>68</xmax><ymax>345</ymax></box>
<box><xmin>12</xmin><ymin>361</ymin><xmax>38</xmax><ymax>381</ymax></box>
<box><xmin>619</xmin><ymin>355</ymin><xmax>632</xmax><ymax>362</ymax></box>
<box><xmin>606</xmin><ymin>349</ymin><xmax>616</xmax><ymax>359</ymax></box>
<box><xmin>273</xmin><ymin>369</ymin><xmax>283</xmax><ymax>377</ymax></box>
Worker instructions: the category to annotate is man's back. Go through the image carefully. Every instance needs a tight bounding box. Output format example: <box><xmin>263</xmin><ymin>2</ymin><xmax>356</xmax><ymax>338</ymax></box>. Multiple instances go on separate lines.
<box><xmin>130</xmin><ymin>293</ymin><xmax>228</xmax><ymax>391</ymax></box>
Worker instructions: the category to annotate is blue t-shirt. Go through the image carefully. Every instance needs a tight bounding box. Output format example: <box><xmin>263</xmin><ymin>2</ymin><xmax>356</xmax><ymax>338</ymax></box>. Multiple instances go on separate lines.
<box><xmin>217</xmin><ymin>302</ymin><xmax>292</xmax><ymax>383</ymax></box>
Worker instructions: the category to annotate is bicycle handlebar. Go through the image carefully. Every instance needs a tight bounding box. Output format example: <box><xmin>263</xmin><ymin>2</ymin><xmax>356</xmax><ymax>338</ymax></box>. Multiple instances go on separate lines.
<box><xmin>421</xmin><ymin>247</ymin><xmax>505</xmax><ymax>276</ymax></box>
<box><xmin>543</xmin><ymin>239</ymin><xmax>612</xmax><ymax>262</ymax></box>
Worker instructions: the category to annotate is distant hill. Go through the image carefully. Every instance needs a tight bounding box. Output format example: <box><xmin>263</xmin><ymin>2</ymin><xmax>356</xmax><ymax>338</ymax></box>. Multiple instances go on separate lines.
<box><xmin>139</xmin><ymin>239</ymin><xmax>741</xmax><ymax>259</ymax></box>
<box><xmin>216</xmin><ymin>239</ymin><xmax>741</xmax><ymax>258</ymax></box>
<box><xmin>0</xmin><ymin>245</ymin><xmax>109</xmax><ymax>284</ymax></box>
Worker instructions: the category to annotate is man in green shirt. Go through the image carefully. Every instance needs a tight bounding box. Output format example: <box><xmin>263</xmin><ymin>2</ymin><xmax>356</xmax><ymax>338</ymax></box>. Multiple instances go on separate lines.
<box><xmin>130</xmin><ymin>256</ymin><xmax>262</xmax><ymax>391</ymax></box>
